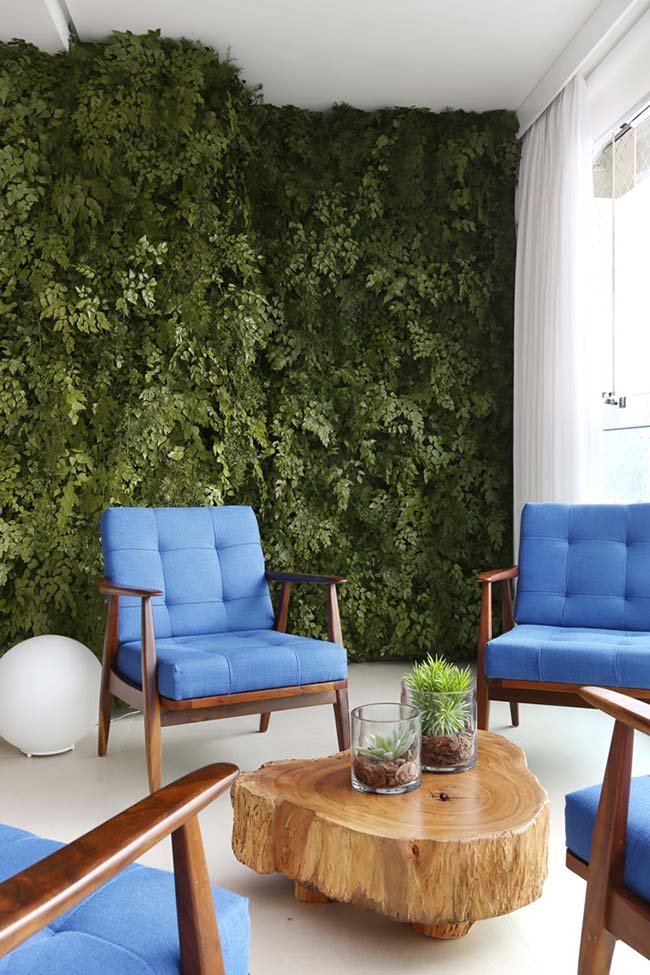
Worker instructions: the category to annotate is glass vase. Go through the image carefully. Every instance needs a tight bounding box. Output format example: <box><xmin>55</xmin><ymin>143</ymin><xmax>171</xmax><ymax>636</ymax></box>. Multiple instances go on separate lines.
<box><xmin>350</xmin><ymin>702</ymin><xmax>421</xmax><ymax>795</ymax></box>
<box><xmin>400</xmin><ymin>683</ymin><xmax>477</xmax><ymax>773</ymax></box>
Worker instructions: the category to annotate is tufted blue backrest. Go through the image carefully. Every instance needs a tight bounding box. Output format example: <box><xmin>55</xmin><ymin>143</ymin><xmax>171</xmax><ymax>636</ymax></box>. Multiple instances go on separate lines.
<box><xmin>515</xmin><ymin>503</ymin><xmax>650</xmax><ymax>630</ymax></box>
<box><xmin>100</xmin><ymin>507</ymin><xmax>275</xmax><ymax>645</ymax></box>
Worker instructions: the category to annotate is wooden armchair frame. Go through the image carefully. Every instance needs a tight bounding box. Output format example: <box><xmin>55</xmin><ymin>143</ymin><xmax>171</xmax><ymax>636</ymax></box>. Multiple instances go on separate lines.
<box><xmin>477</xmin><ymin>568</ymin><xmax>650</xmax><ymax>730</ymax></box>
<box><xmin>0</xmin><ymin>763</ymin><xmax>239</xmax><ymax>975</ymax></box>
<box><xmin>97</xmin><ymin>571</ymin><xmax>350</xmax><ymax>792</ymax></box>
<box><xmin>567</xmin><ymin>687</ymin><xmax>650</xmax><ymax>974</ymax></box>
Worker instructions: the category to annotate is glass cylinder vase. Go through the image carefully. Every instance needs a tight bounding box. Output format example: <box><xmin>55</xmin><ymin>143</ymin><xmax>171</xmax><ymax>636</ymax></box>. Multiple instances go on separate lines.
<box><xmin>350</xmin><ymin>702</ymin><xmax>421</xmax><ymax>795</ymax></box>
<box><xmin>401</xmin><ymin>683</ymin><xmax>477</xmax><ymax>773</ymax></box>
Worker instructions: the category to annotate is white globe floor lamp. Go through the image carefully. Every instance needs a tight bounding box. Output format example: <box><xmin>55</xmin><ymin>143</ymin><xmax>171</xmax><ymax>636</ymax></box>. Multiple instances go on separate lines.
<box><xmin>0</xmin><ymin>635</ymin><xmax>101</xmax><ymax>757</ymax></box>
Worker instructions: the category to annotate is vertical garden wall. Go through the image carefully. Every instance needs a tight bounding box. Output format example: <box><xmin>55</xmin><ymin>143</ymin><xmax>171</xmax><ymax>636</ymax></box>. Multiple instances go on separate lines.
<box><xmin>0</xmin><ymin>33</ymin><xmax>518</xmax><ymax>660</ymax></box>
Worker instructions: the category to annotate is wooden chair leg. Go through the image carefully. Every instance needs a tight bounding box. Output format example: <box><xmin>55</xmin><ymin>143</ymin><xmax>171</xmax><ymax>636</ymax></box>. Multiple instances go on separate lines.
<box><xmin>333</xmin><ymin>686</ymin><xmax>350</xmax><ymax>750</ymax></box>
<box><xmin>259</xmin><ymin>713</ymin><xmax>270</xmax><ymax>733</ymax></box>
<box><xmin>477</xmin><ymin>676</ymin><xmax>490</xmax><ymax>731</ymax></box>
<box><xmin>98</xmin><ymin>595</ymin><xmax>119</xmax><ymax>757</ymax></box>
<box><xmin>578</xmin><ymin>927</ymin><xmax>616</xmax><ymax>975</ymax></box>
<box><xmin>98</xmin><ymin>688</ymin><xmax>114</xmax><ymax>758</ymax></box>
<box><xmin>172</xmin><ymin>816</ymin><xmax>225</xmax><ymax>975</ymax></box>
<box><xmin>510</xmin><ymin>701</ymin><xmax>520</xmax><ymax>727</ymax></box>
<box><xmin>142</xmin><ymin>597</ymin><xmax>162</xmax><ymax>793</ymax></box>
<box><xmin>144</xmin><ymin>707</ymin><xmax>162</xmax><ymax>794</ymax></box>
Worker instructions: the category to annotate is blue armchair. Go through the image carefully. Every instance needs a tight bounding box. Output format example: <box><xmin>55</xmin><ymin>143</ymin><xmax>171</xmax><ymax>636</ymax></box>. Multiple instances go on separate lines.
<box><xmin>98</xmin><ymin>505</ymin><xmax>349</xmax><ymax>790</ymax></box>
<box><xmin>478</xmin><ymin>503</ymin><xmax>650</xmax><ymax>729</ymax></box>
<box><xmin>0</xmin><ymin>764</ymin><xmax>249</xmax><ymax>975</ymax></box>
<box><xmin>566</xmin><ymin>686</ymin><xmax>650</xmax><ymax>973</ymax></box>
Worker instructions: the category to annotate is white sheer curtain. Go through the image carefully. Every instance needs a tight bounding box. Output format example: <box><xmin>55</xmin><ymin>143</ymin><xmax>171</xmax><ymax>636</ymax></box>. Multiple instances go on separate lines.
<box><xmin>513</xmin><ymin>75</ymin><xmax>602</xmax><ymax>554</ymax></box>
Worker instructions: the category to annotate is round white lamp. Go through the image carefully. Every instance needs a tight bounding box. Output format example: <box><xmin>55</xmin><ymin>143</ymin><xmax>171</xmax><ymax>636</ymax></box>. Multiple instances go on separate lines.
<box><xmin>0</xmin><ymin>635</ymin><xmax>101</xmax><ymax>757</ymax></box>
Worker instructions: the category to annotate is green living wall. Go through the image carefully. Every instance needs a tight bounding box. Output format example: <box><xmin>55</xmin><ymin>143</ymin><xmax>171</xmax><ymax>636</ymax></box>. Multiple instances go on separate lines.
<box><xmin>0</xmin><ymin>33</ymin><xmax>518</xmax><ymax>661</ymax></box>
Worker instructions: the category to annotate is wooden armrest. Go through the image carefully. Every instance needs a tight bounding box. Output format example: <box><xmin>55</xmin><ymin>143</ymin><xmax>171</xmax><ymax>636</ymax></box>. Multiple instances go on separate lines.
<box><xmin>0</xmin><ymin>763</ymin><xmax>238</xmax><ymax>958</ymax></box>
<box><xmin>478</xmin><ymin>567</ymin><xmax>519</xmax><ymax>583</ymax></box>
<box><xmin>580</xmin><ymin>687</ymin><xmax>650</xmax><ymax>737</ymax></box>
<box><xmin>267</xmin><ymin>571</ymin><xmax>345</xmax><ymax>644</ymax></box>
<box><xmin>97</xmin><ymin>577</ymin><xmax>163</xmax><ymax>598</ymax></box>
<box><xmin>266</xmin><ymin>570</ymin><xmax>347</xmax><ymax>585</ymax></box>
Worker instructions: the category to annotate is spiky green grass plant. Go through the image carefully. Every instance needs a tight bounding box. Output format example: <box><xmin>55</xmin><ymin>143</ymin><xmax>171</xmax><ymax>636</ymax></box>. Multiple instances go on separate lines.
<box><xmin>403</xmin><ymin>655</ymin><xmax>474</xmax><ymax>736</ymax></box>
<box><xmin>357</xmin><ymin>727</ymin><xmax>417</xmax><ymax>762</ymax></box>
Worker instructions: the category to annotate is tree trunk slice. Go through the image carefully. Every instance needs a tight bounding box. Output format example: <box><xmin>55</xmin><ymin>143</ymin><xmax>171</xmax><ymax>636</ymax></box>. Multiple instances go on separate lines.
<box><xmin>231</xmin><ymin>731</ymin><xmax>549</xmax><ymax>928</ymax></box>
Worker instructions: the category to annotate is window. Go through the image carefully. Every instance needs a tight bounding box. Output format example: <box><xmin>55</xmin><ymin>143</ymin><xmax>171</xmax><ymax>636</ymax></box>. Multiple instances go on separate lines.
<box><xmin>593</xmin><ymin>106</ymin><xmax>650</xmax><ymax>501</ymax></box>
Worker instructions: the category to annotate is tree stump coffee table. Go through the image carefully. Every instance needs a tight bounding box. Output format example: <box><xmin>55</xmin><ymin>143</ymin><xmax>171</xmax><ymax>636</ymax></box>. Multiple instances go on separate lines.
<box><xmin>231</xmin><ymin>730</ymin><xmax>549</xmax><ymax>938</ymax></box>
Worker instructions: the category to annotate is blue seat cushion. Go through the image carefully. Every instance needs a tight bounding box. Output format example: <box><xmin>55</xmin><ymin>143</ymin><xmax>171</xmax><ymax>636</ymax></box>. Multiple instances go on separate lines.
<box><xmin>485</xmin><ymin>625</ymin><xmax>650</xmax><ymax>688</ymax></box>
<box><xmin>0</xmin><ymin>931</ymin><xmax>158</xmax><ymax>975</ymax></box>
<box><xmin>0</xmin><ymin>825</ymin><xmax>249</xmax><ymax>975</ymax></box>
<box><xmin>565</xmin><ymin>775</ymin><xmax>650</xmax><ymax>903</ymax></box>
<box><xmin>117</xmin><ymin>628</ymin><xmax>347</xmax><ymax>700</ymax></box>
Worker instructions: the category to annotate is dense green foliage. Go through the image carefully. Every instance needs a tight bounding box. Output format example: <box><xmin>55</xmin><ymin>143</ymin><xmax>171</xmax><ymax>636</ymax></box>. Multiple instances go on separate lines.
<box><xmin>0</xmin><ymin>32</ymin><xmax>518</xmax><ymax>661</ymax></box>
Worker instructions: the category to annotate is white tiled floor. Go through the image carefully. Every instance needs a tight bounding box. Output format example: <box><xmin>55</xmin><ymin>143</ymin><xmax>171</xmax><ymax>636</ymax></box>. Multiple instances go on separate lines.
<box><xmin>1</xmin><ymin>661</ymin><xmax>649</xmax><ymax>974</ymax></box>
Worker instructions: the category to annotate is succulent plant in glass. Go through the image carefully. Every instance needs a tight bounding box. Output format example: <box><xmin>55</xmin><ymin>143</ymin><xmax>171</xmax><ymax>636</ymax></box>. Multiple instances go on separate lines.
<box><xmin>357</xmin><ymin>727</ymin><xmax>417</xmax><ymax>763</ymax></box>
<box><xmin>350</xmin><ymin>703</ymin><xmax>421</xmax><ymax>794</ymax></box>
<box><xmin>402</xmin><ymin>655</ymin><xmax>476</xmax><ymax>773</ymax></box>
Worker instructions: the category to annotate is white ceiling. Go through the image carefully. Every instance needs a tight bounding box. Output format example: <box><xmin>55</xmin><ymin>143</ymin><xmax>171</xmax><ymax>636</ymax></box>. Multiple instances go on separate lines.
<box><xmin>0</xmin><ymin>0</ymin><xmax>632</xmax><ymax>117</ymax></box>
<box><xmin>62</xmin><ymin>0</ymin><xmax>603</xmax><ymax>112</ymax></box>
<box><xmin>3</xmin><ymin>0</ymin><xmax>68</xmax><ymax>53</ymax></box>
